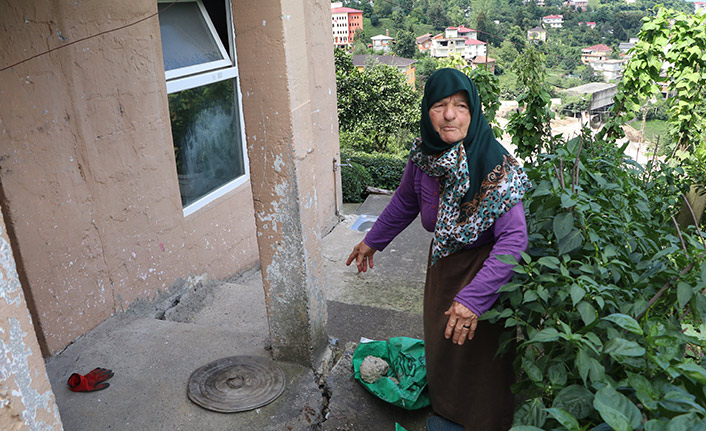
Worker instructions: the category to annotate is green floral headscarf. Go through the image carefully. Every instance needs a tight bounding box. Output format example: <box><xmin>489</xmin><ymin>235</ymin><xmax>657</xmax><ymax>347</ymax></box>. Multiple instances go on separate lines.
<box><xmin>410</xmin><ymin>68</ymin><xmax>531</xmax><ymax>265</ymax></box>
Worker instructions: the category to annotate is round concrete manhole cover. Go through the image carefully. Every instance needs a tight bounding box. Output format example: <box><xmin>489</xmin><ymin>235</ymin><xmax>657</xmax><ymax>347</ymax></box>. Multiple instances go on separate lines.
<box><xmin>187</xmin><ymin>356</ymin><xmax>285</xmax><ymax>413</ymax></box>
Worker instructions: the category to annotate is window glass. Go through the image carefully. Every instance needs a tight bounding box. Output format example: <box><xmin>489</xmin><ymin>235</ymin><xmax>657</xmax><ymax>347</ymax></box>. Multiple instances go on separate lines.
<box><xmin>159</xmin><ymin>2</ymin><xmax>225</xmax><ymax>71</ymax></box>
<box><xmin>169</xmin><ymin>79</ymin><xmax>244</xmax><ymax>207</ymax></box>
<box><xmin>159</xmin><ymin>0</ymin><xmax>248</xmax><ymax>214</ymax></box>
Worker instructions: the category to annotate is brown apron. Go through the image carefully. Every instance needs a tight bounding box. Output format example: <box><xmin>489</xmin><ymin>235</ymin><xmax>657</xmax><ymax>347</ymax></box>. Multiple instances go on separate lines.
<box><xmin>424</xmin><ymin>243</ymin><xmax>515</xmax><ymax>431</ymax></box>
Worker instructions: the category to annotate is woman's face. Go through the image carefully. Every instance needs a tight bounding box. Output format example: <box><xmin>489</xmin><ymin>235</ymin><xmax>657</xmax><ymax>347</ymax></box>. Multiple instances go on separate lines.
<box><xmin>429</xmin><ymin>91</ymin><xmax>471</xmax><ymax>145</ymax></box>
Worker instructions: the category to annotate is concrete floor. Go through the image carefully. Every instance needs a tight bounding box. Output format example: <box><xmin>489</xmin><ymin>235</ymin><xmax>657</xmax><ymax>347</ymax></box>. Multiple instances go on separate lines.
<box><xmin>45</xmin><ymin>195</ymin><xmax>435</xmax><ymax>430</ymax></box>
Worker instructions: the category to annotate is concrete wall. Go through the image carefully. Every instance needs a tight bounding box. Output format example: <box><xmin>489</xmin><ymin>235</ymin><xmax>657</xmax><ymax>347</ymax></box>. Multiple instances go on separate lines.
<box><xmin>0</xmin><ymin>0</ymin><xmax>344</xmax><ymax>355</ymax></box>
<box><xmin>232</xmin><ymin>0</ymin><xmax>341</xmax><ymax>365</ymax></box>
<box><xmin>0</xmin><ymin>206</ymin><xmax>63</xmax><ymax>430</ymax></box>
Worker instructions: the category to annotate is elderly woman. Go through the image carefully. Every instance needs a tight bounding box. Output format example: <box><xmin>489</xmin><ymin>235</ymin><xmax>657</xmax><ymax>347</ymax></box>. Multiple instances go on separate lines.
<box><xmin>347</xmin><ymin>68</ymin><xmax>531</xmax><ymax>431</ymax></box>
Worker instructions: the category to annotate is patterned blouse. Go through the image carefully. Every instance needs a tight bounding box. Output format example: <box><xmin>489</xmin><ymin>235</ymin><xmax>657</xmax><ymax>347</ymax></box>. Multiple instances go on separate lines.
<box><xmin>363</xmin><ymin>159</ymin><xmax>528</xmax><ymax>316</ymax></box>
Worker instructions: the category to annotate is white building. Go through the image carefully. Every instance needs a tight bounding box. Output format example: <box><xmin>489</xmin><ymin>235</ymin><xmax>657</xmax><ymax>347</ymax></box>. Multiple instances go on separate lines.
<box><xmin>543</xmin><ymin>15</ymin><xmax>564</xmax><ymax>28</ymax></box>
<box><xmin>331</xmin><ymin>8</ymin><xmax>349</xmax><ymax>47</ymax></box>
<box><xmin>331</xmin><ymin>2</ymin><xmax>363</xmax><ymax>48</ymax></box>
<box><xmin>429</xmin><ymin>26</ymin><xmax>487</xmax><ymax>60</ymax></box>
<box><xmin>591</xmin><ymin>59</ymin><xmax>627</xmax><ymax>82</ymax></box>
<box><xmin>371</xmin><ymin>33</ymin><xmax>394</xmax><ymax>53</ymax></box>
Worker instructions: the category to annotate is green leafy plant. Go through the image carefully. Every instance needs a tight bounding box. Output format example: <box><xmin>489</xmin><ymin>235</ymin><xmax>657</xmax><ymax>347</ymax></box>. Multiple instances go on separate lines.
<box><xmin>341</xmin><ymin>149</ymin><xmax>407</xmax><ymax>192</ymax></box>
<box><xmin>506</xmin><ymin>46</ymin><xmax>555</xmax><ymax>162</ymax></box>
<box><xmin>601</xmin><ymin>8</ymin><xmax>706</xmax><ymax>155</ymax></box>
<box><xmin>335</xmin><ymin>49</ymin><xmax>420</xmax><ymax>153</ymax></box>
<box><xmin>486</xmin><ymin>131</ymin><xmax>706</xmax><ymax>430</ymax></box>
<box><xmin>341</xmin><ymin>161</ymin><xmax>372</xmax><ymax>204</ymax></box>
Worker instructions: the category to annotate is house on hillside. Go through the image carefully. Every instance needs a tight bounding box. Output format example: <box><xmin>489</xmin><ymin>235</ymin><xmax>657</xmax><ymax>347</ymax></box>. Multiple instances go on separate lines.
<box><xmin>331</xmin><ymin>2</ymin><xmax>364</xmax><ymax>48</ymax></box>
<box><xmin>591</xmin><ymin>59</ymin><xmax>627</xmax><ymax>81</ymax></box>
<box><xmin>429</xmin><ymin>26</ymin><xmax>487</xmax><ymax>60</ymax></box>
<box><xmin>578</xmin><ymin>21</ymin><xmax>597</xmax><ymax>29</ymax></box>
<box><xmin>695</xmin><ymin>2</ymin><xmax>706</xmax><ymax>14</ymax></box>
<box><xmin>564</xmin><ymin>0</ymin><xmax>588</xmax><ymax>11</ymax></box>
<box><xmin>446</xmin><ymin>25</ymin><xmax>479</xmax><ymax>39</ymax></box>
<box><xmin>619</xmin><ymin>38</ymin><xmax>639</xmax><ymax>56</ymax></box>
<box><xmin>352</xmin><ymin>55</ymin><xmax>417</xmax><ymax>86</ymax></box>
<box><xmin>582</xmin><ymin>43</ymin><xmax>612</xmax><ymax>64</ymax></box>
<box><xmin>528</xmin><ymin>26</ymin><xmax>547</xmax><ymax>42</ymax></box>
<box><xmin>564</xmin><ymin>82</ymin><xmax>618</xmax><ymax>123</ymax></box>
<box><xmin>416</xmin><ymin>33</ymin><xmax>433</xmax><ymax>53</ymax></box>
<box><xmin>371</xmin><ymin>31</ymin><xmax>394</xmax><ymax>53</ymax></box>
<box><xmin>543</xmin><ymin>15</ymin><xmax>564</xmax><ymax>28</ymax></box>
<box><xmin>471</xmin><ymin>56</ymin><xmax>496</xmax><ymax>73</ymax></box>
<box><xmin>0</xmin><ymin>0</ymin><xmax>342</xmax><ymax>426</ymax></box>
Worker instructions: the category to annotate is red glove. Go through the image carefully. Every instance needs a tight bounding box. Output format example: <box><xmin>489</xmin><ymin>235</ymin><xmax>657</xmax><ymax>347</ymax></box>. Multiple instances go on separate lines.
<box><xmin>68</xmin><ymin>367</ymin><xmax>114</xmax><ymax>392</ymax></box>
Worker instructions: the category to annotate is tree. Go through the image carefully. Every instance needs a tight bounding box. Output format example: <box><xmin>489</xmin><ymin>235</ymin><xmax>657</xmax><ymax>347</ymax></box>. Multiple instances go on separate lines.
<box><xmin>393</xmin><ymin>24</ymin><xmax>417</xmax><ymax>59</ymax></box>
<box><xmin>506</xmin><ymin>46</ymin><xmax>554</xmax><ymax>160</ymax></box>
<box><xmin>506</xmin><ymin>25</ymin><xmax>527</xmax><ymax>53</ymax></box>
<box><xmin>372</xmin><ymin>0</ymin><xmax>393</xmax><ymax>18</ymax></box>
<box><xmin>578</xmin><ymin>64</ymin><xmax>602</xmax><ymax>83</ymax></box>
<box><xmin>495</xmin><ymin>39</ymin><xmax>520</xmax><ymax>73</ymax></box>
<box><xmin>428</xmin><ymin>0</ymin><xmax>450</xmax><ymax>31</ymax></box>
<box><xmin>392</xmin><ymin>11</ymin><xmax>405</xmax><ymax>30</ymax></box>
<box><xmin>415</xmin><ymin>56</ymin><xmax>439</xmax><ymax>88</ymax></box>
<box><xmin>334</xmin><ymin>49</ymin><xmax>420</xmax><ymax>152</ymax></box>
<box><xmin>474</xmin><ymin>11</ymin><xmax>491</xmax><ymax>43</ymax></box>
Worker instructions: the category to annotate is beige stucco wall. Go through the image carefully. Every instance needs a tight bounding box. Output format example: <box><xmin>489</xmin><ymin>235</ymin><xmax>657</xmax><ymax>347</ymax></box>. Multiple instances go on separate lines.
<box><xmin>0</xmin><ymin>0</ymin><xmax>268</xmax><ymax>354</ymax></box>
<box><xmin>0</xmin><ymin>205</ymin><xmax>63</xmax><ymax>430</ymax></box>
<box><xmin>232</xmin><ymin>0</ymin><xmax>341</xmax><ymax>364</ymax></box>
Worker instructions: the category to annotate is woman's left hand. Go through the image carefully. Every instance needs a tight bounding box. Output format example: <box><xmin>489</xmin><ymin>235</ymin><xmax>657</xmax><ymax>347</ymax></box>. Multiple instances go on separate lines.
<box><xmin>444</xmin><ymin>301</ymin><xmax>478</xmax><ymax>345</ymax></box>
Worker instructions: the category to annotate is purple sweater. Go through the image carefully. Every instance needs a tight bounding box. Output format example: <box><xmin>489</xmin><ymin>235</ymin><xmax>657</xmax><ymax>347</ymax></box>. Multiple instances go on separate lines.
<box><xmin>364</xmin><ymin>159</ymin><xmax>528</xmax><ymax>317</ymax></box>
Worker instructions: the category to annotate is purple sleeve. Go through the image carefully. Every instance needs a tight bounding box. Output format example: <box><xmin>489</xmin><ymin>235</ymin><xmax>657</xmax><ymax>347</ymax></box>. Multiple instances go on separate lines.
<box><xmin>454</xmin><ymin>202</ymin><xmax>528</xmax><ymax>316</ymax></box>
<box><xmin>363</xmin><ymin>159</ymin><xmax>420</xmax><ymax>251</ymax></box>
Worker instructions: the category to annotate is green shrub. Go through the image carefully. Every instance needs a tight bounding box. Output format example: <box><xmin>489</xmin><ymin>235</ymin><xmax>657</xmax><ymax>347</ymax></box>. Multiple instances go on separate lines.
<box><xmin>341</xmin><ymin>150</ymin><xmax>407</xmax><ymax>194</ymax></box>
<box><xmin>341</xmin><ymin>162</ymin><xmax>372</xmax><ymax>203</ymax></box>
<box><xmin>488</xmin><ymin>131</ymin><xmax>706</xmax><ymax>430</ymax></box>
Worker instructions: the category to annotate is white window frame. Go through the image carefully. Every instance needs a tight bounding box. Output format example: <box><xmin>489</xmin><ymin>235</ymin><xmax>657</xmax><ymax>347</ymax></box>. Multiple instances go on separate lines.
<box><xmin>160</xmin><ymin>0</ymin><xmax>250</xmax><ymax>217</ymax></box>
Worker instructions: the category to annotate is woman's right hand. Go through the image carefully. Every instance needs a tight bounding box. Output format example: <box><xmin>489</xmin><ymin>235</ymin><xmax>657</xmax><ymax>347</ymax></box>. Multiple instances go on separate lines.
<box><xmin>346</xmin><ymin>240</ymin><xmax>376</xmax><ymax>273</ymax></box>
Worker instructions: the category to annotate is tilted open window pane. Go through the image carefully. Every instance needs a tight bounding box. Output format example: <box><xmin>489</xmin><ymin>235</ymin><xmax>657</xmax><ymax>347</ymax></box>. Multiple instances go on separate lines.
<box><xmin>169</xmin><ymin>79</ymin><xmax>245</xmax><ymax>207</ymax></box>
<box><xmin>159</xmin><ymin>0</ymin><xmax>231</xmax><ymax>79</ymax></box>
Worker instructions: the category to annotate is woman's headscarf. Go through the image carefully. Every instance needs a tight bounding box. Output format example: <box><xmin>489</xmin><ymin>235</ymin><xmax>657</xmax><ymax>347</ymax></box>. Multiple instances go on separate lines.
<box><xmin>410</xmin><ymin>68</ymin><xmax>531</xmax><ymax>264</ymax></box>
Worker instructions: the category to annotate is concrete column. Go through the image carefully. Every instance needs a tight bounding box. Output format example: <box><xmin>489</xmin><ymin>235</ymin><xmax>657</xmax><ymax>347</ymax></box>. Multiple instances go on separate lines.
<box><xmin>233</xmin><ymin>0</ymin><xmax>339</xmax><ymax>367</ymax></box>
<box><xmin>0</xmin><ymin>203</ymin><xmax>63</xmax><ymax>430</ymax></box>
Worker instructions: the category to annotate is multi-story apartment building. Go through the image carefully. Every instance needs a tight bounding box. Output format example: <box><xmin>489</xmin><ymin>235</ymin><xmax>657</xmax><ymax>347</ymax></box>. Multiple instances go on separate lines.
<box><xmin>429</xmin><ymin>26</ymin><xmax>487</xmax><ymax>60</ymax></box>
<box><xmin>591</xmin><ymin>59</ymin><xmax>627</xmax><ymax>81</ymax></box>
<box><xmin>581</xmin><ymin>43</ymin><xmax>612</xmax><ymax>64</ymax></box>
<box><xmin>331</xmin><ymin>2</ymin><xmax>363</xmax><ymax>48</ymax></box>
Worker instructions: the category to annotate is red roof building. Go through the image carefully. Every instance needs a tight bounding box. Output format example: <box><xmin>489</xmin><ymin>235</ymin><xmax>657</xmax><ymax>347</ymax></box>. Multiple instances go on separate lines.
<box><xmin>581</xmin><ymin>44</ymin><xmax>612</xmax><ymax>64</ymax></box>
<box><xmin>542</xmin><ymin>15</ymin><xmax>564</xmax><ymax>28</ymax></box>
<box><xmin>331</xmin><ymin>4</ymin><xmax>363</xmax><ymax>48</ymax></box>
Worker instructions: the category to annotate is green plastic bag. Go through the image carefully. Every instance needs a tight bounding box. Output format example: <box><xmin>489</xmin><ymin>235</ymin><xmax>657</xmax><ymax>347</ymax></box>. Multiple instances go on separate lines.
<box><xmin>352</xmin><ymin>336</ymin><xmax>430</xmax><ymax>410</ymax></box>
